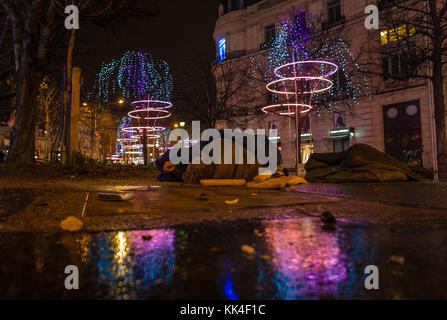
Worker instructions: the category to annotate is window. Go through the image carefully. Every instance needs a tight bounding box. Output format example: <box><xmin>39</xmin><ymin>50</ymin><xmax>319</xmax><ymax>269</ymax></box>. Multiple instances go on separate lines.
<box><xmin>217</xmin><ymin>36</ymin><xmax>226</xmax><ymax>62</ymax></box>
<box><xmin>380</xmin><ymin>25</ymin><xmax>415</xmax><ymax>46</ymax></box>
<box><xmin>265</xmin><ymin>24</ymin><xmax>276</xmax><ymax>43</ymax></box>
<box><xmin>328</xmin><ymin>0</ymin><xmax>342</xmax><ymax>25</ymax></box>
<box><xmin>231</xmin><ymin>0</ymin><xmax>239</xmax><ymax>11</ymax></box>
<box><xmin>332</xmin><ymin>70</ymin><xmax>347</xmax><ymax>90</ymax></box>
<box><xmin>382</xmin><ymin>51</ymin><xmax>414</xmax><ymax>80</ymax></box>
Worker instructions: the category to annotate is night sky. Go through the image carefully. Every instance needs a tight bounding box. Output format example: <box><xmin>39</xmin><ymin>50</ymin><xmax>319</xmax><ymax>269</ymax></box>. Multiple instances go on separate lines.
<box><xmin>77</xmin><ymin>0</ymin><xmax>218</xmax><ymax>84</ymax></box>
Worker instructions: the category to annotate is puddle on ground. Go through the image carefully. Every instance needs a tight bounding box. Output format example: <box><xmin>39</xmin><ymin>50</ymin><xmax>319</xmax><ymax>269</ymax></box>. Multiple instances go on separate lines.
<box><xmin>0</xmin><ymin>189</ymin><xmax>37</xmax><ymax>223</ymax></box>
<box><xmin>1</xmin><ymin>218</ymin><xmax>447</xmax><ymax>299</ymax></box>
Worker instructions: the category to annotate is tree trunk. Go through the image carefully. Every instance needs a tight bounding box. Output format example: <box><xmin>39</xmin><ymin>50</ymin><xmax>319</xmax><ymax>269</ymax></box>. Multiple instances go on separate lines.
<box><xmin>5</xmin><ymin>1</ymin><xmax>56</xmax><ymax>165</ymax></box>
<box><xmin>142</xmin><ymin>129</ymin><xmax>148</xmax><ymax>166</ymax></box>
<box><xmin>7</xmin><ymin>64</ymin><xmax>43</xmax><ymax>164</ymax></box>
<box><xmin>432</xmin><ymin>66</ymin><xmax>447</xmax><ymax>172</ymax></box>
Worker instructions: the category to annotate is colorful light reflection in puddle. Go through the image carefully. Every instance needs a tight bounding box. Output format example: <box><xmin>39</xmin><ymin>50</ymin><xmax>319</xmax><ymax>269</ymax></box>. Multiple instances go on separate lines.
<box><xmin>262</xmin><ymin>219</ymin><xmax>348</xmax><ymax>299</ymax></box>
<box><xmin>84</xmin><ymin>229</ymin><xmax>175</xmax><ymax>299</ymax></box>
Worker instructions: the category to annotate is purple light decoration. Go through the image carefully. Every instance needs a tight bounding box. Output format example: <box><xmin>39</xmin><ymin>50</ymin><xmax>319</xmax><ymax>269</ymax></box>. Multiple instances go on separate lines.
<box><xmin>279</xmin><ymin>7</ymin><xmax>314</xmax><ymax>59</ymax></box>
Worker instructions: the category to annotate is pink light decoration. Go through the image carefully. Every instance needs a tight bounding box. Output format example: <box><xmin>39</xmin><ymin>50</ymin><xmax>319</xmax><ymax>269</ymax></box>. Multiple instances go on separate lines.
<box><xmin>266</xmin><ymin>76</ymin><xmax>334</xmax><ymax>95</ymax></box>
<box><xmin>274</xmin><ymin>60</ymin><xmax>338</xmax><ymax>79</ymax></box>
<box><xmin>121</xmin><ymin>126</ymin><xmax>165</xmax><ymax>133</ymax></box>
<box><xmin>120</xmin><ymin>98</ymin><xmax>173</xmax><ymax>163</ymax></box>
<box><xmin>131</xmin><ymin>100</ymin><xmax>172</xmax><ymax>109</ymax></box>
<box><xmin>262</xmin><ymin>103</ymin><xmax>313</xmax><ymax>115</ymax></box>
<box><xmin>128</xmin><ymin>108</ymin><xmax>171</xmax><ymax>120</ymax></box>
<box><xmin>262</xmin><ymin>60</ymin><xmax>338</xmax><ymax>116</ymax></box>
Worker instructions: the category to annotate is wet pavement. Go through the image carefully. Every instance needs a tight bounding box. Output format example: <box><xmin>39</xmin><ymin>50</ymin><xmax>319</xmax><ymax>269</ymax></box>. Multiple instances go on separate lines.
<box><xmin>1</xmin><ymin>217</ymin><xmax>447</xmax><ymax>300</ymax></box>
<box><xmin>295</xmin><ymin>182</ymin><xmax>447</xmax><ymax>210</ymax></box>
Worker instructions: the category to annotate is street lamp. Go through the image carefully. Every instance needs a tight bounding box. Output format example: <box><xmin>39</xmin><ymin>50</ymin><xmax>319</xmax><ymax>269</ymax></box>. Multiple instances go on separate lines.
<box><xmin>179</xmin><ymin>121</ymin><xmax>186</xmax><ymax>128</ymax></box>
<box><xmin>118</xmin><ymin>99</ymin><xmax>124</xmax><ymax>104</ymax></box>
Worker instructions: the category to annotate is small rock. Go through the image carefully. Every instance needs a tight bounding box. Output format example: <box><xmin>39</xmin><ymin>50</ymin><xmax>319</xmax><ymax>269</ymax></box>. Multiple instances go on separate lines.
<box><xmin>390</xmin><ymin>255</ymin><xmax>405</xmax><ymax>265</ymax></box>
<box><xmin>241</xmin><ymin>244</ymin><xmax>255</xmax><ymax>255</ymax></box>
<box><xmin>197</xmin><ymin>193</ymin><xmax>208</xmax><ymax>201</ymax></box>
<box><xmin>142</xmin><ymin>235</ymin><xmax>152</xmax><ymax>241</ymax></box>
<box><xmin>321</xmin><ymin>211</ymin><xmax>336</xmax><ymax>231</ymax></box>
<box><xmin>60</xmin><ymin>216</ymin><xmax>83</xmax><ymax>232</ymax></box>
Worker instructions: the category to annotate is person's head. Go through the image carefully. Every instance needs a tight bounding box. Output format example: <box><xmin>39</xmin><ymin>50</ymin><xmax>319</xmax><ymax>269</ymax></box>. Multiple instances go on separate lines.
<box><xmin>163</xmin><ymin>161</ymin><xmax>186</xmax><ymax>180</ymax></box>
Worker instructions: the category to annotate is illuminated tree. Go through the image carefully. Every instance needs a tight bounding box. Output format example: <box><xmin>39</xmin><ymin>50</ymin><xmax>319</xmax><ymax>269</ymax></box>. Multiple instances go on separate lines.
<box><xmin>251</xmin><ymin>7</ymin><xmax>368</xmax><ymax>168</ymax></box>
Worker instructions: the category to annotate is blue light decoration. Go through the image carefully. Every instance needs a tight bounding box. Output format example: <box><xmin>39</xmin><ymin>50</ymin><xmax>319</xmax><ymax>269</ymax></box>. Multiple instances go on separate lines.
<box><xmin>89</xmin><ymin>49</ymin><xmax>173</xmax><ymax>106</ymax></box>
<box><xmin>217</xmin><ymin>36</ymin><xmax>226</xmax><ymax>62</ymax></box>
<box><xmin>89</xmin><ymin>50</ymin><xmax>174</xmax><ymax>163</ymax></box>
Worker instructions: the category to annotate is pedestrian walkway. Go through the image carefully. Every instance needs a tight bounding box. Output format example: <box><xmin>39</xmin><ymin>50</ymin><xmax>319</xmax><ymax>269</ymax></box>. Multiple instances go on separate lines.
<box><xmin>295</xmin><ymin>182</ymin><xmax>447</xmax><ymax>210</ymax></box>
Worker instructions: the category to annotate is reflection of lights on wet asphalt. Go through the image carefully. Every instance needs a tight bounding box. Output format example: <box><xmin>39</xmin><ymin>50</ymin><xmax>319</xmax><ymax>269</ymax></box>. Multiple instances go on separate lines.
<box><xmin>116</xmin><ymin>232</ymin><xmax>128</xmax><ymax>261</ymax></box>
<box><xmin>263</xmin><ymin>219</ymin><xmax>347</xmax><ymax>299</ymax></box>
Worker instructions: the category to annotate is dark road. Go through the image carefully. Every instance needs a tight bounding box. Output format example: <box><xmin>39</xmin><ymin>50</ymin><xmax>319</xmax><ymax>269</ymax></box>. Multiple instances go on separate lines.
<box><xmin>1</xmin><ymin>217</ymin><xmax>447</xmax><ymax>300</ymax></box>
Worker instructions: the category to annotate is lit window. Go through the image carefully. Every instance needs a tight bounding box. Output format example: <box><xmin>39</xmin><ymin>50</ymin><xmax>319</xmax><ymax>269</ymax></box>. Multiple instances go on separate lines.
<box><xmin>217</xmin><ymin>36</ymin><xmax>226</xmax><ymax>62</ymax></box>
<box><xmin>380</xmin><ymin>31</ymin><xmax>388</xmax><ymax>45</ymax></box>
<box><xmin>380</xmin><ymin>25</ymin><xmax>415</xmax><ymax>46</ymax></box>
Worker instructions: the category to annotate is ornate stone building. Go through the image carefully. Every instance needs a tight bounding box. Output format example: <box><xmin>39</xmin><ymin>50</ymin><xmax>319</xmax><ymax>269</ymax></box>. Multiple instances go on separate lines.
<box><xmin>213</xmin><ymin>0</ymin><xmax>447</xmax><ymax>173</ymax></box>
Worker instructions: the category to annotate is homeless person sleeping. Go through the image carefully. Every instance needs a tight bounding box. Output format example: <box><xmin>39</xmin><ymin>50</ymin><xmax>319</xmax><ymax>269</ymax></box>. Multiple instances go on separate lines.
<box><xmin>155</xmin><ymin>130</ymin><xmax>283</xmax><ymax>184</ymax></box>
<box><xmin>154</xmin><ymin>129</ymin><xmax>308</xmax><ymax>190</ymax></box>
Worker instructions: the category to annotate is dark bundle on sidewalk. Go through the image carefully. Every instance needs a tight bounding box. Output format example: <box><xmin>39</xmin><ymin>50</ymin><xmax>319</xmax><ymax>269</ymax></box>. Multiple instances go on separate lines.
<box><xmin>304</xmin><ymin>144</ymin><xmax>427</xmax><ymax>183</ymax></box>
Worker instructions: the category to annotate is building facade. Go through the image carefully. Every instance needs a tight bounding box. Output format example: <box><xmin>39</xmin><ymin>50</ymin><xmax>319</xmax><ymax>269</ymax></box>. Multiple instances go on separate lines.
<box><xmin>213</xmin><ymin>0</ymin><xmax>447</xmax><ymax>171</ymax></box>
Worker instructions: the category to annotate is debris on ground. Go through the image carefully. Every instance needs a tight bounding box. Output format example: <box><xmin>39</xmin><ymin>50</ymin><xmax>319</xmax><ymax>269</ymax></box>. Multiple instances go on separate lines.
<box><xmin>197</xmin><ymin>193</ymin><xmax>208</xmax><ymax>201</ymax></box>
<box><xmin>246</xmin><ymin>178</ymin><xmax>287</xmax><ymax>190</ymax></box>
<box><xmin>60</xmin><ymin>216</ymin><xmax>83</xmax><ymax>232</ymax></box>
<box><xmin>279</xmin><ymin>176</ymin><xmax>307</xmax><ymax>186</ymax></box>
<box><xmin>241</xmin><ymin>244</ymin><xmax>255</xmax><ymax>255</ymax></box>
<box><xmin>142</xmin><ymin>235</ymin><xmax>152</xmax><ymax>241</ymax></box>
<box><xmin>200</xmin><ymin>179</ymin><xmax>246</xmax><ymax>187</ymax></box>
<box><xmin>98</xmin><ymin>191</ymin><xmax>134</xmax><ymax>201</ymax></box>
<box><xmin>320</xmin><ymin>211</ymin><xmax>336</xmax><ymax>231</ymax></box>
<box><xmin>390</xmin><ymin>255</ymin><xmax>405</xmax><ymax>264</ymax></box>
<box><xmin>225</xmin><ymin>198</ymin><xmax>239</xmax><ymax>205</ymax></box>
<box><xmin>253</xmin><ymin>173</ymin><xmax>272</xmax><ymax>183</ymax></box>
